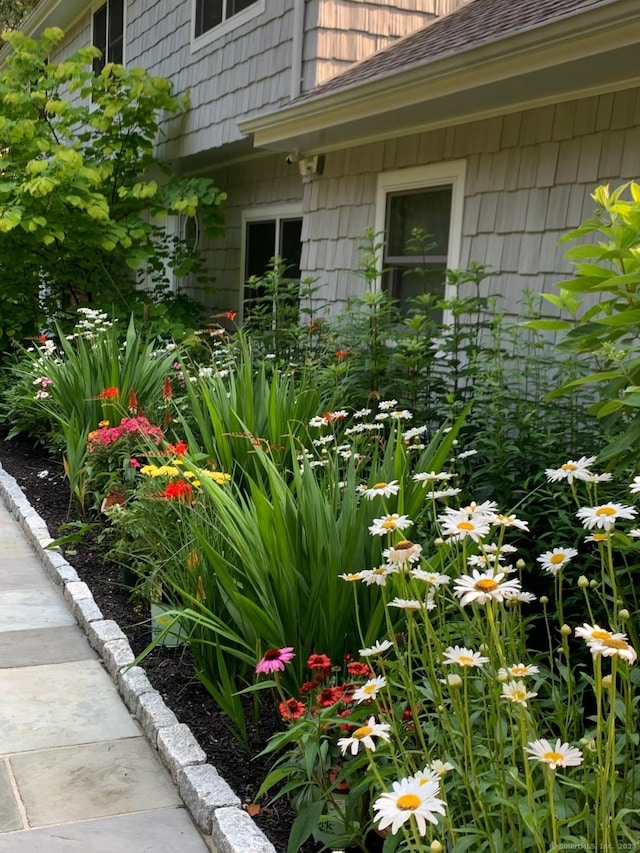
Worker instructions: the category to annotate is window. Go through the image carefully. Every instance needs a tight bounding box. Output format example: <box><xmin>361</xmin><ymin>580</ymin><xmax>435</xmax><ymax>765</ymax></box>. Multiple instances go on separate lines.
<box><xmin>92</xmin><ymin>0</ymin><xmax>124</xmax><ymax>75</ymax></box>
<box><xmin>241</xmin><ymin>208</ymin><xmax>303</xmax><ymax>322</ymax></box>
<box><xmin>375</xmin><ymin>163</ymin><xmax>466</xmax><ymax>314</ymax></box>
<box><xmin>194</xmin><ymin>0</ymin><xmax>263</xmax><ymax>42</ymax></box>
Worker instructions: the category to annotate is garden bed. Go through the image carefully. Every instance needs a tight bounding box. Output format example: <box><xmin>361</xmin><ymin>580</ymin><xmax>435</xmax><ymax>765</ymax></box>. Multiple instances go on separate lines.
<box><xmin>0</xmin><ymin>429</ymin><xmax>317</xmax><ymax>853</ymax></box>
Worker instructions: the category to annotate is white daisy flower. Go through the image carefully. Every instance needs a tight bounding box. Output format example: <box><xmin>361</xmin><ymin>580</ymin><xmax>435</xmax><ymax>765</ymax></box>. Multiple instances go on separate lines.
<box><xmin>353</xmin><ymin>408</ymin><xmax>371</xmax><ymax>419</ymax></box>
<box><xmin>373</xmin><ymin>777</ymin><xmax>446</xmax><ymax>836</ymax></box>
<box><xmin>368</xmin><ymin>514</ymin><xmax>412</xmax><ymax>536</ymax></box>
<box><xmin>453</xmin><ymin>570</ymin><xmax>522</xmax><ymax>607</ymax></box>
<box><xmin>389</xmin><ymin>410</ymin><xmax>413</xmax><ymax>420</ymax></box>
<box><xmin>413</xmin><ymin>471</ymin><xmax>454</xmax><ymax>485</ymax></box>
<box><xmin>504</xmin><ymin>589</ymin><xmax>537</xmax><ymax>604</ymax></box>
<box><xmin>629</xmin><ymin>529</ymin><xmax>640</xmax><ymax>539</ymax></box>
<box><xmin>500</xmin><ymin>680</ymin><xmax>538</xmax><ymax>707</ymax></box>
<box><xmin>387</xmin><ymin>597</ymin><xmax>427</xmax><ymax>611</ymax></box>
<box><xmin>439</xmin><ymin>516</ymin><xmax>491</xmax><ymax>543</ymax></box>
<box><xmin>489</xmin><ymin>513</ymin><xmax>529</xmax><ymax>531</ymax></box>
<box><xmin>337</xmin><ymin>716</ymin><xmax>391</xmax><ymax>756</ymax></box>
<box><xmin>359</xmin><ymin>639</ymin><xmax>393</xmax><ymax>657</ymax></box>
<box><xmin>576</xmin><ymin>624</ymin><xmax>637</xmax><ymax>664</ymax></box>
<box><xmin>581</xmin><ymin>472</ymin><xmax>613</xmax><ymax>483</ymax></box>
<box><xmin>426</xmin><ymin>488</ymin><xmax>462</xmax><ymax>500</ymax></box>
<box><xmin>339</xmin><ymin>571</ymin><xmax>366</xmax><ymax>582</ymax></box>
<box><xmin>374</xmin><ymin>412</ymin><xmax>389</xmax><ymax>421</ymax></box>
<box><xmin>360</xmin><ymin>566</ymin><xmax>398</xmax><ymax>586</ymax></box>
<box><xmin>352</xmin><ymin>675</ymin><xmax>387</xmax><ymax>703</ymax></box>
<box><xmin>378</xmin><ymin>399</ymin><xmax>398</xmax><ymax>410</ymax></box>
<box><xmin>383</xmin><ymin>540</ymin><xmax>423</xmax><ymax>564</ymax></box>
<box><xmin>498</xmin><ymin>663</ymin><xmax>540</xmax><ymax>679</ymax></box>
<box><xmin>403</xmin><ymin>425</ymin><xmax>428</xmax><ymax>441</ymax></box>
<box><xmin>575</xmin><ymin>503</ymin><xmax>637</xmax><ymax>531</ymax></box>
<box><xmin>442</xmin><ymin>646</ymin><xmax>489</xmax><ymax>668</ymax></box>
<box><xmin>361</xmin><ymin>480</ymin><xmax>400</xmax><ymax>500</ymax></box>
<box><xmin>410</xmin><ymin>767</ymin><xmax>437</xmax><ymax>786</ymax></box>
<box><xmin>456</xmin><ymin>449</ymin><xmax>478</xmax><ymax>459</ymax></box>
<box><xmin>536</xmin><ymin>547</ymin><xmax>578</xmax><ymax>575</ymax></box>
<box><xmin>309</xmin><ymin>416</ymin><xmax>327</xmax><ymax>428</ymax></box>
<box><xmin>525</xmin><ymin>738</ymin><xmax>583</xmax><ymax>769</ymax></box>
<box><xmin>429</xmin><ymin>759</ymin><xmax>454</xmax><ymax>776</ymax></box>
<box><xmin>410</xmin><ymin>569</ymin><xmax>450</xmax><ymax>586</ymax></box>
<box><xmin>484</xmin><ymin>543</ymin><xmax>517</xmax><ymax>555</ymax></box>
<box><xmin>584</xmin><ymin>531</ymin><xmax>610</xmax><ymax>544</ymax></box>
<box><xmin>545</xmin><ymin>456</ymin><xmax>596</xmax><ymax>484</ymax></box>
<box><xmin>467</xmin><ymin>553</ymin><xmax>505</xmax><ymax>568</ymax></box>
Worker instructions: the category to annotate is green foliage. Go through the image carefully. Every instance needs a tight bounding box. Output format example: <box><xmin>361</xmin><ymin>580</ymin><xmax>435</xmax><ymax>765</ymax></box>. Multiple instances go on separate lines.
<box><xmin>0</xmin><ymin>27</ymin><xmax>226</xmax><ymax>354</ymax></box>
<box><xmin>0</xmin><ymin>0</ymin><xmax>38</xmax><ymax>30</ymax></box>
<box><xmin>537</xmin><ymin>182</ymin><xmax>640</xmax><ymax>468</ymax></box>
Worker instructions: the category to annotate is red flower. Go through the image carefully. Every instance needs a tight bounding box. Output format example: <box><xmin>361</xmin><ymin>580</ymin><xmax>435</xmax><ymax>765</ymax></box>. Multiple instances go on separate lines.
<box><xmin>278</xmin><ymin>699</ymin><xmax>305</xmax><ymax>721</ymax></box>
<box><xmin>299</xmin><ymin>681</ymin><xmax>316</xmax><ymax>695</ymax></box>
<box><xmin>162</xmin><ymin>376</ymin><xmax>173</xmax><ymax>400</ymax></box>
<box><xmin>335</xmin><ymin>349</ymin><xmax>351</xmax><ymax>360</ymax></box>
<box><xmin>220</xmin><ymin>310</ymin><xmax>237</xmax><ymax>321</ymax></box>
<box><xmin>347</xmin><ymin>661</ymin><xmax>373</xmax><ymax>677</ymax></box>
<box><xmin>307</xmin><ymin>653</ymin><xmax>332</xmax><ymax>673</ymax></box>
<box><xmin>99</xmin><ymin>387</ymin><xmax>119</xmax><ymax>400</ymax></box>
<box><xmin>130</xmin><ymin>457</ymin><xmax>141</xmax><ymax>468</ymax></box>
<box><xmin>127</xmin><ymin>389</ymin><xmax>138</xmax><ymax>412</ymax></box>
<box><xmin>317</xmin><ymin>687</ymin><xmax>342</xmax><ymax>708</ymax></box>
<box><xmin>167</xmin><ymin>440</ymin><xmax>188</xmax><ymax>456</ymax></box>
<box><xmin>162</xmin><ymin>480</ymin><xmax>192</xmax><ymax>501</ymax></box>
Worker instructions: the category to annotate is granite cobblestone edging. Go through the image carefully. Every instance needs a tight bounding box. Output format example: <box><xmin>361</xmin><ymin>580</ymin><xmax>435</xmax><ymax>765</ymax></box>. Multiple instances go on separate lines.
<box><xmin>0</xmin><ymin>463</ymin><xmax>277</xmax><ymax>853</ymax></box>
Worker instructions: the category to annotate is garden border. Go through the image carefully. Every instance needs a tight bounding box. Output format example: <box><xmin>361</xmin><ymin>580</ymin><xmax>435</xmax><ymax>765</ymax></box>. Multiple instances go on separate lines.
<box><xmin>0</xmin><ymin>463</ymin><xmax>277</xmax><ymax>853</ymax></box>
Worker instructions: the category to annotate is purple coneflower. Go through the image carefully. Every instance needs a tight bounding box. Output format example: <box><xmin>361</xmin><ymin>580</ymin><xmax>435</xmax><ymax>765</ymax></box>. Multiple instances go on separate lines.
<box><xmin>255</xmin><ymin>647</ymin><xmax>295</xmax><ymax>674</ymax></box>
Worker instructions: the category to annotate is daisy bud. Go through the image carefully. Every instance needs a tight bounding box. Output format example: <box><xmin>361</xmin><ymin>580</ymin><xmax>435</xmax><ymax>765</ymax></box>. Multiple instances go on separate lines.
<box><xmin>590</xmin><ymin>579</ymin><xmax>598</xmax><ymax>589</ymax></box>
<box><xmin>446</xmin><ymin>674</ymin><xmax>463</xmax><ymax>688</ymax></box>
<box><xmin>577</xmin><ymin>576</ymin><xmax>589</xmax><ymax>588</ymax></box>
<box><xmin>479</xmin><ymin>643</ymin><xmax>489</xmax><ymax>653</ymax></box>
<box><xmin>619</xmin><ymin>609</ymin><xmax>630</xmax><ymax>620</ymax></box>
<box><xmin>437</xmin><ymin>704</ymin><xmax>445</xmax><ymax>713</ymax></box>
<box><xmin>560</xmin><ymin>624</ymin><xmax>572</xmax><ymax>636</ymax></box>
<box><xmin>516</xmin><ymin>559</ymin><xmax>526</xmax><ymax>570</ymax></box>
<box><xmin>497</xmin><ymin>670</ymin><xmax>509</xmax><ymax>682</ymax></box>
<box><xmin>602</xmin><ymin>674</ymin><xmax>613</xmax><ymax>688</ymax></box>
<box><xmin>540</xmin><ymin>595</ymin><xmax>549</xmax><ymax>605</ymax></box>
<box><xmin>434</xmin><ymin>538</ymin><xmax>445</xmax><ymax>547</ymax></box>
<box><xmin>431</xmin><ymin>842</ymin><xmax>444</xmax><ymax>853</ymax></box>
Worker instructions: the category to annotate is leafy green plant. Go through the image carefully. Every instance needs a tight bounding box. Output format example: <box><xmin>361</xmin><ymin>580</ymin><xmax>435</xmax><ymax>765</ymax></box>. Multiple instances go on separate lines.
<box><xmin>533</xmin><ymin>182</ymin><xmax>640</xmax><ymax>468</ymax></box>
<box><xmin>0</xmin><ymin>27</ymin><xmax>225</xmax><ymax>353</ymax></box>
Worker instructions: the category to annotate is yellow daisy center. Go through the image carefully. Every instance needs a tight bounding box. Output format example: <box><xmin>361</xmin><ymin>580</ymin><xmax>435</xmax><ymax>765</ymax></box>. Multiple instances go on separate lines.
<box><xmin>550</xmin><ymin>554</ymin><xmax>566</xmax><ymax>565</ymax></box>
<box><xmin>591</xmin><ymin>533</ymin><xmax>608</xmax><ymax>541</ymax></box>
<box><xmin>512</xmin><ymin>688</ymin><xmax>527</xmax><ymax>701</ymax></box>
<box><xmin>457</xmin><ymin>521</ymin><xmax>475</xmax><ymax>531</ymax></box>
<box><xmin>601</xmin><ymin>637</ymin><xmax>629</xmax><ymax>651</ymax></box>
<box><xmin>596</xmin><ymin>506</ymin><xmax>616</xmax><ymax>516</ymax></box>
<box><xmin>372</xmin><ymin>568</ymin><xmax>386</xmax><ymax>576</ymax></box>
<box><xmin>343</xmin><ymin>573</ymin><xmax>361</xmax><ymax>582</ymax></box>
<box><xmin>395</xmin><ymin>540</ymin><xmax>413</xmax><ymax>550</ymax></box>
<box><xmin>373</xmin><ymin>482</ymin><xmax>388</xmax><ymax>490</ymax></box>
<box><xmin>353</xmin><ymin>726</ymin><xmax>373</xmax><ymax>739</ymax></box>
<box><xmin>475</xmin><ymin>578</ymin><xmax>499</xmax><ymax>592</ymax></box>
<box><xmin>591</xmin><ymin>630</ymin><xmax>612</xmax><ymax>641</ymax></box>
<box><xmin>543</xmin><ymin>751</ymin><xmax>564</xmax><ymax>764</ymax></box>
<box><xmin>562</xmin><ymin>463</ymin><xmax>577</xmax><ymax>471</ymax></box>
<box><xmin>363</xmin><ymin>683</ymin><xmax>378</xmax><ymax>696</ymax></box>
<box><xmin>381</xmin><ymin>519</ymin><xmax>398</xmax><ymax>529</ymax></box>
<box><xmin>511</xmin><ymin>666</ymin><xmax>528</xmax><ymax>676</ymax></box>
<box><xmin>458</xmin><ymin>655</ymin><xmax>475</xmax><ymax>666</ymax></box>
<box><xmin>396</xmin><ymin>794</ymin><xmax>421</xmax><ymax>811</ymax></box>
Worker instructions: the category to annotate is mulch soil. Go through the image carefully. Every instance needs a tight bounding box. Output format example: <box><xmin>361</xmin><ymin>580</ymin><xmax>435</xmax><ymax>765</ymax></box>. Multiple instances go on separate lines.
<box><xmin>0</xmin><ymin>430</ymin><xmax>322</xmax><ymax>853</ymax></box>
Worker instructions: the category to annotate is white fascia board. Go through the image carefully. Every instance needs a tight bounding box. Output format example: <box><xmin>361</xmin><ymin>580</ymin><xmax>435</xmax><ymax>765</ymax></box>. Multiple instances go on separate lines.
<box><xmin>239</xmin><ymin>0</ymin><xmax>640</xmax><ymax>152</ymax></box>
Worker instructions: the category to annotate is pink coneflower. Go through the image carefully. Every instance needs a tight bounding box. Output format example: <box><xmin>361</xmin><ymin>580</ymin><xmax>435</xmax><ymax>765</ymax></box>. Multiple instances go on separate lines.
<box><xmin>255</xmin><ymin>647</ymin><xmax>295</xmax><ymax>674</ymax></box>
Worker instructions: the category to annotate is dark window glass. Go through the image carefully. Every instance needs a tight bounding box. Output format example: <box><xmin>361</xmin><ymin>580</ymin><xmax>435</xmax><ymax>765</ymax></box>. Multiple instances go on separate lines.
<box><xmin>108</xmin><ymin>0</ymin><xmax>124</xmax><ymax>66</ymax></box>
<box><xmin>195</xmin><ymin>0</ymin><xmax>259</xmax><ymax>37</ymax></box>
<box><xmin>244</xmin><ymin>217</ymin><xmax>303</xmax><ymax>321</ymax></box>
<box><xmin>383</xmin><ymin>186</ymin><xmax>452</xmax><ymax>314</ymax></box>
<box><xmin>92</xmin><ymin>3</ymin><xmax>108</xmax><ymax>75</ymax></box>
<box><xmin>93</xmin><ymin>0</ymin><xmax>124</xmax><ymax>73</ymax></box>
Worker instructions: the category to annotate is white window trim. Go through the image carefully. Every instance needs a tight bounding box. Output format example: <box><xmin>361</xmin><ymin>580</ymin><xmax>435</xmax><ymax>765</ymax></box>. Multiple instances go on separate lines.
<box><xmin>90</xmin><ymin>0</ymin><xmax>127</xmax><ymax>67</ymax></box>
<box><xmin>374</xmin><ymin>161</ymin><xmax>466</xmax><ymax>306</ymax></box>
<box><xmin>191</xmin><ymin>0</ymin><xmax>265</xmax><ymax>53</ymax></box>
<box><xmin>239</xmin><ymin>203</ymin><xmax>303</xmax><ymax>321</ymax></box>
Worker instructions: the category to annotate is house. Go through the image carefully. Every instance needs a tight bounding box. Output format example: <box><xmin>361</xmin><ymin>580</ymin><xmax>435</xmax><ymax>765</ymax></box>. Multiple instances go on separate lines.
<box><xmin>16</xmin><ymin>0</ymin><xmax>640</xmax><ymax>319</ymax></box>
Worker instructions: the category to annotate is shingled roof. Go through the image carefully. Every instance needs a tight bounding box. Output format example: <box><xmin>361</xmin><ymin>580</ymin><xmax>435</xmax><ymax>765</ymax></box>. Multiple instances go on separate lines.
<box><xmin>295</xmin><ymin>0</ymin><xmax>616</xmax><ymax>104</ymax></box>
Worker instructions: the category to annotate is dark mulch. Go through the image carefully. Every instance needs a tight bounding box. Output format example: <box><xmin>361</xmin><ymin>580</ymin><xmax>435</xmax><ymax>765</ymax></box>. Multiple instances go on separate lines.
<box><xmin>0</xmin><ymin>430</ymin><xmax>321</xmax><ymax>853</ymax></box>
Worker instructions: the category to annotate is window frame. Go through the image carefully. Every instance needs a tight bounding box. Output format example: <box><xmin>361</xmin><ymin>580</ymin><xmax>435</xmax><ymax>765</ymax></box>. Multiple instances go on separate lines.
<box><xmin>374</xmin><ymin>161</ymin><xmax>466</xmax><ymax>312</ymax></box>
<box><xmin>91</xmin><ymin>0</ymin><xmax>126</xmax><ymax>72</ymax></box>
<box><xmin>239</xmin><ymin>203</ymin><xmax>303</xmax><ymax>322</ymax></box>
<box><xmin>191</xmin><ymin>0</ymin><xmax>265</xmax><ymax>53</ymax></box>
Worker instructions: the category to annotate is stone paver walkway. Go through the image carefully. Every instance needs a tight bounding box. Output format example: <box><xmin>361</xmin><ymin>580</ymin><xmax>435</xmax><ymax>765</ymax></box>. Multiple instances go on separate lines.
<box><xmin>0</xmin><ymin>501</ymin><xmax>212</xmax><ymax>852</ymax></box>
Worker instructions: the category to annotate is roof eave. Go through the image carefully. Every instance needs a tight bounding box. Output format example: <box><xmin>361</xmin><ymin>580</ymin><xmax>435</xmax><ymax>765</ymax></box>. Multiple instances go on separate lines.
<box><xmin>239</xmin><ymin>0</ymin><xmax>640</xmax><ymax>153</ymax></box>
